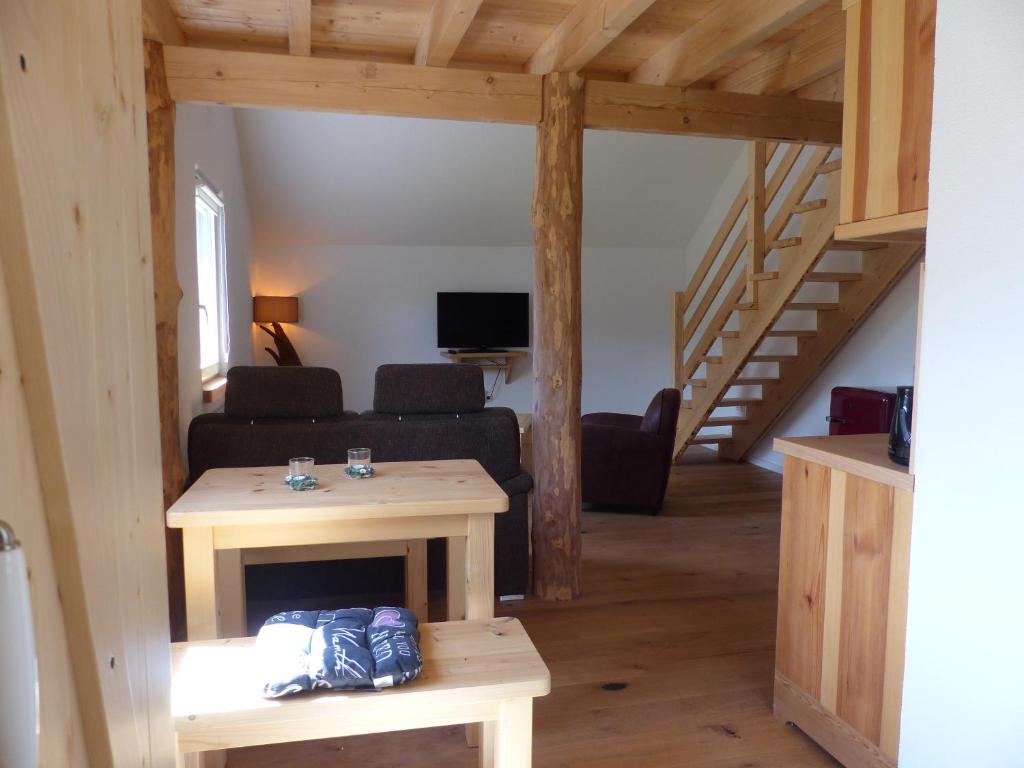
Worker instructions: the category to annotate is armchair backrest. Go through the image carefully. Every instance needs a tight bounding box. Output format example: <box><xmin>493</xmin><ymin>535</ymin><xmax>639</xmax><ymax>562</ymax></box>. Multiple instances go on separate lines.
<box><xmin>640</xmin><ymin>388</ymin><xmax>682</xmax><ymax>440</ymax></box>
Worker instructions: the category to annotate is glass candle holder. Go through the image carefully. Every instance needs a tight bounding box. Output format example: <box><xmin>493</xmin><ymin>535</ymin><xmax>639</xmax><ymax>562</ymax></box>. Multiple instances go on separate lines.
<box><xmin>345</xmin><ymin>447</ymin><xmax>374</xmax><ymax>479</ymax></box>
<box><xmin>286</xmin><ymin>457</ymin><xmax>317</xmax><ymax>490</ymax></box>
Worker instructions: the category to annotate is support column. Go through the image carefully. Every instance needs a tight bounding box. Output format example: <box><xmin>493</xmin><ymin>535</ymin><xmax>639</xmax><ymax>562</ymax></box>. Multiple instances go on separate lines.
<box><xmin>531</xmin><ymin>72</ymin><xmax>584</xmax><ymax>601</ymax></box>
<box><xmin>144</xmin><ymin>40</ymin><xmax>188</xmax><ymax>640</ymax></box>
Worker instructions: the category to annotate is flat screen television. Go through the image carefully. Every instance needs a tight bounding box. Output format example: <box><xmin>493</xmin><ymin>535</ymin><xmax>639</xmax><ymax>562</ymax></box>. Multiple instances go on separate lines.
<box><xmin>436</xmin><ymin>292</ymin><xmax>529</xmax><ymax>351</ymax></box>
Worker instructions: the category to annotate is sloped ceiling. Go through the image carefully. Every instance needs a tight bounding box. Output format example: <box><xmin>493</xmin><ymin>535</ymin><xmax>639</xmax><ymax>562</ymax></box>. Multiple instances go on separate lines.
<box><xmin>233</xmin><ymin>107</ymin><xmax>743</xmax><ymax>249</ymax></box>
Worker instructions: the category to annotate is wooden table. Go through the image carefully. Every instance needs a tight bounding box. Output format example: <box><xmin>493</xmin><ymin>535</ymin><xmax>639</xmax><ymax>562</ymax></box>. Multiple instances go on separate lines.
<box><xmin>167</xmin><ymin>459</ymin><xmax>508</xmax><ymax>641</ymax></box>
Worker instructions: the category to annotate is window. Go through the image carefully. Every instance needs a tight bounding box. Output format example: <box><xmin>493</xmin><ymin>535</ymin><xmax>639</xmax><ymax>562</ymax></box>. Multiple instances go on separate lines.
<box><xmin>195</xmin><ymin>175</ymin><xmax>229</xmax><ymax>381</ymax></box>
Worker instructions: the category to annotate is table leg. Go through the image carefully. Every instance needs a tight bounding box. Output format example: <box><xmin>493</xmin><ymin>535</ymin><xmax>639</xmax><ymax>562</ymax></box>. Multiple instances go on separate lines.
<box><xmin>405</xmin><ymin>540</ymin><xmax>429</xmax><ymax>622</ymax></box>
<box><xmin>493</xmin><ymin>699</ymin><xmax>532</xmax><ymax>767</ymax></box>
<box><xmin>447</xmin><ymin>535</ymin><xmax>467</xmax><ymax>621</ymax></box>
<box><xmin>215</xmin><ymin>549</ymin><xmax>246</xmax><ymax>637</ymax></box>
<box><xmin>465</xmin><ymin>513</ymin><xmax>495</xmax><ymax>620</ymax></box>
<box><xmin>182</xmin><ymin>527</ymin><xmax>218</xmax><ymax>641</ymax></box>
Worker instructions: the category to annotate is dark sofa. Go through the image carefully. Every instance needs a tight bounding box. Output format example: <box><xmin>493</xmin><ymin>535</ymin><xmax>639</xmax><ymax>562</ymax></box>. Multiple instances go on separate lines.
<box><xmin>187</xmin><ymin>364</ymin><xmax>531</xmax><ymax>601</ymax></box>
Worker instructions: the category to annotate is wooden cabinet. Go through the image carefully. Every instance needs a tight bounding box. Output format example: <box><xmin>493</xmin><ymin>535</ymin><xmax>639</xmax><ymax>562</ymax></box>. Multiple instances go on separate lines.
<box><xmin>773</xmin><ymin>434</ymin><xmax>913</xmax><ymax>768</ymax></box>
<box><xmin>836</xmin><ymin>0</ymin><xmax>936</xmax><ymax>243</ymax></box>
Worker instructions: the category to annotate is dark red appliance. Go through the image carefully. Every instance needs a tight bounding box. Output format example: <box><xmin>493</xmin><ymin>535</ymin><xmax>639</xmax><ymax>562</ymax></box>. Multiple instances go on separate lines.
<box><xmin>827</xmin><ymin>387</ymin><xmax>896</xmax><ymax>435</ymax></box>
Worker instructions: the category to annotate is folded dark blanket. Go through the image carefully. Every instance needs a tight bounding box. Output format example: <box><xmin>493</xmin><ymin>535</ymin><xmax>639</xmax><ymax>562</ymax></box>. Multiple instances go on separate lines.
<box><xmin>256</xmin><ymin>607</ymin><xmax>422</xmax><ymax>698</ymax></box>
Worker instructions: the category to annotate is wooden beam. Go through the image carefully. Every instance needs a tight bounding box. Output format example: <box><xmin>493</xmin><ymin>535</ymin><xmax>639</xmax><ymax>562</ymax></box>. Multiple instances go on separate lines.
<box><xmin>526</xmin><ymin>0</ymin><xmax>659</xmax><ymax>75</ymax></box>
<box><xmin>714</xmin><ymin>12</ymin><xmax>845</xmax><ymax>95</ymax></box>
<box><xmin>584</xmin><ymin>81</ymin><xmax>843</xmax><ymax>144</ymax></box>
<box><xmin>532</xmin><ymin>72</ymin><xmax>584</xmax><ymax>602</ymax></box>
<box><xmin>629</xmin><ymin>0</ymin><xmax>831</xmax><ymax>87</ymax></box>
<box><xmin>746</xmin><ymin>140</ymin><xmax>767</xmax><ymax>300</ymax></box>
<box><xmin>415</xmin><ymin>0</ymin><xmax>486</xmax><ymax>67</ymax></box>
<box><xmin>142</xmin><ymin>0</ymin><xmax>185</xmax><ymax>45</ymax></box>
<box><xmin>164</xmin><ymin>45</ymin><xmax>541</xmax><ymax>124</ymax></box>
<box><xmin>144</xmin><ymin>41</ymin><xmax>188</xmax><ymax>642</ymax></box>
<box><xmin>287</xmin><ymin>0</ymin><xmax>312</xmax><ymax>56</ymax></box>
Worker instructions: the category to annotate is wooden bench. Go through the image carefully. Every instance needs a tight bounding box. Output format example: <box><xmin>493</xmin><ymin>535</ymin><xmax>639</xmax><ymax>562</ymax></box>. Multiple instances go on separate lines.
<box><xmin>172</xmin><ymin>617</ymin><xmax>550</xmax><ymax>767</ymax></box>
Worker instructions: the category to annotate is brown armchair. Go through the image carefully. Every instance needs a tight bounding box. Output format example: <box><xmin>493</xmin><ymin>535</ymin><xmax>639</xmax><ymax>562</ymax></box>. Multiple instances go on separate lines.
<box><xmin>581</xmin><ymin>389</ymin><xmax>682</xmax><ymax>514</ymax></box>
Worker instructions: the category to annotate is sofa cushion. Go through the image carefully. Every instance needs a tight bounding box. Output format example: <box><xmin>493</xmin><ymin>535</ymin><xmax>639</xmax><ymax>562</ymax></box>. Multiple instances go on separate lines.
<box><xmin>373</xmin><ymin>364</ymin><xmax>485</xmax><ymax>415</ymax></box>
<box><xmin>224</xmin><ymin>366</ymin><xmax>344</xmax><ymax>419</ymax></box>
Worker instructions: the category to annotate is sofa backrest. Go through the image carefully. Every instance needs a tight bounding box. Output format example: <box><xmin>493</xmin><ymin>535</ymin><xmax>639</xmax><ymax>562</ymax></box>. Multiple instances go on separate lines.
<box><xmin>224</xmin><ymin>366</ymin><xmax>344</xmax><ymax>419</ymax></box>
<box><xmin>372</xmin><ymin>364</ymin><xmax>485</xmax><ymax>415</ymax></box>
<box><xmin>640</xmin><ymin>388</ymin><xmax>682</xmax><ymax>440</ymax></box>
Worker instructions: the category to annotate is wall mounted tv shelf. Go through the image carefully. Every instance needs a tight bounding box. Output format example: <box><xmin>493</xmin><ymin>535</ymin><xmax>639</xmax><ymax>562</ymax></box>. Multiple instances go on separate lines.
<box><xmin>440</xmin><ymin>350</ymin><xmax>527</xmax><ymax>384</ymax></box>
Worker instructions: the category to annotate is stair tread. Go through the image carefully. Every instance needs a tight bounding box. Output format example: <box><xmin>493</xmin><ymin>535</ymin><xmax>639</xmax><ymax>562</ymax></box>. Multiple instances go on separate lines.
<box><xmin>804</xmin><ymin>271</ymin><xmax>862</xmax><ymax>282</ymax></box>
<box><xmin>718</xmin><ymin>397</ymin><xmax>763</xmax><ymax>405</ymax></box>
<box><xmin>689</xmin><ymin>435</ymin><xmax>731</xmax><ymax>444</ymax></box>
<box><xmin>765</xmin><ymin>329</ymin><xmax>818</xmax><ymax>337</ymax></box>
<box><xmin>829</xmin><ymin>239</ymin><xmax>887</xmax><ymax>251</ymax></box>
<box><xmin>770</xmin><ymin>237</ymin><xmax>802</xmax><ymax>249</ymax></box>
<box><xmin>733</xmin><ymin>302</ymin><xmax>757</xmax><ymax>311</ymax></box>
<box><xmin>749</xmin><ymin>354</ymin><xmax>796</xmax><ymax>362</ymax></box>
<box><xmin>686</xmin><ymin>379</ymin><xmax>708</xmax><ymax>387</ymax></box>
<box><xmin>787</xmin><ymin>302</ymin><xmax>840</xmax><ymax>311</ymax></box>
<box><xmin>816</xmin><ymin>159</ymin><xmax>842</xmax><ymax>174</ymax></box>
<box><xmin>750</xmin><ymin>271</ymin><xmax>779</xmax><ymax>282</ymax></box>
<box><xmin>717</xmin><ymin>331</ymin><xmax>740</xmax><ymax>338</ymax></box>
<box><xmin>733</xmin><ymin>377</ymin><xmax>779</xmax><ymax>385</ymax></box>
<box><xmin>705</xmin><ymin>416</ymin><xmax>749</xmax><ymax>426</ymax></box>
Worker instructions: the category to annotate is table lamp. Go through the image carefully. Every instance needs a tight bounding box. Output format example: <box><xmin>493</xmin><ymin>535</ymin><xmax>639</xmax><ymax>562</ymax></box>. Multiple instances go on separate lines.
<box><xmin>253</xmin><ymin>295</ymin><xmax>303</xmax><ymax>366</ymax></box>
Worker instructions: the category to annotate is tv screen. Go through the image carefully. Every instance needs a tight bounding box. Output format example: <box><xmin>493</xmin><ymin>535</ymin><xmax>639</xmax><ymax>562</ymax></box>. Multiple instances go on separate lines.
<box><xmin>437</xmin><ymin>292</ymin><xmax>530</xmax><ymax>350</ymax></box>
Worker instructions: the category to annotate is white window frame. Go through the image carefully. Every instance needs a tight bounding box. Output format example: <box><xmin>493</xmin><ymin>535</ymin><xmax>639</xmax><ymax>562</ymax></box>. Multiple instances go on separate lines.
<box><xmin>195</xmin><ymin>173</ymin><xmax>230</xmax><ymax>382</ymax></box>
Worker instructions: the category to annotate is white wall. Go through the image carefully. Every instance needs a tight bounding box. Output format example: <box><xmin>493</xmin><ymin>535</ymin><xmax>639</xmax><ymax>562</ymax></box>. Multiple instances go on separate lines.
<box><xmin>900</xmin><ymin>2</ymin><xmax>1024</xmax><ymax>766</ymax></box>
<box><xmin>251</xmin><ymin>245</ymin><xmax>683</xmax><ymax>415</ymax></box>
<box><xmin>175</xmin><ymin>104</ymin><xmax>252</xmax><ymax>451</ymax></box>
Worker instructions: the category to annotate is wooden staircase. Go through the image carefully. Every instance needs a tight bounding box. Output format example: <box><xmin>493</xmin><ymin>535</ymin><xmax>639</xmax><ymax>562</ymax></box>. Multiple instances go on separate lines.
<box><xmin>672</xmin><ymin>143</ymin><xmax>924</xmax><ymax>461</ymax></box>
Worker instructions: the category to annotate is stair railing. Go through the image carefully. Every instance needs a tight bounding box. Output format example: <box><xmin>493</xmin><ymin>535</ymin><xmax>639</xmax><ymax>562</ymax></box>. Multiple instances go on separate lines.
<box><xmin>673</xmin><ymin>142</ymin><xmax>833</xmax><ymax>399</ymax></box>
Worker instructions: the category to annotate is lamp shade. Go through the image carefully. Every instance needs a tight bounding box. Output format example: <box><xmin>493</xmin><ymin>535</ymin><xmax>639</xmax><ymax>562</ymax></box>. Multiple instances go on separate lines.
<box><xmin>253</xmin><ymin>295</ymin><xmax>299</xmax><ymax>324</ymax></box>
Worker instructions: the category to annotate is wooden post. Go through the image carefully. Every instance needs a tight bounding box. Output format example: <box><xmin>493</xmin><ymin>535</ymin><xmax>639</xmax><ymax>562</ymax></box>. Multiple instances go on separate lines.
<box><xmin>531</xmin><ymin>72</ymin><xmax>584</xmax><ymax>601</ymax></box>
<box><xmin>145</xmin><ymin>40</ymin><xmax>188</xmax><ymax>641</ymax></box>
<box><xmin>746</xmin><ymin>140</ymin><xmax>767</xmax><ymax>303</ymax></box>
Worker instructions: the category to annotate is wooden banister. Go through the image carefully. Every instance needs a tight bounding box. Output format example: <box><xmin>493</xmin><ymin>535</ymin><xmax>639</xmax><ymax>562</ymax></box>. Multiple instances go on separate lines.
<box><xmin>746</xmin><ymin>140</ymin><xmax>767</xmax><ymax>302</ymax></box>
<box><xmin>677</xmin><ymin>144</ymin><xmax>832</xmax><ymax>387</ymax></box>
<box><xmin>678</xmin><ymin>142</ymin><xmax>803</xmax><ymax>359</ymax></box>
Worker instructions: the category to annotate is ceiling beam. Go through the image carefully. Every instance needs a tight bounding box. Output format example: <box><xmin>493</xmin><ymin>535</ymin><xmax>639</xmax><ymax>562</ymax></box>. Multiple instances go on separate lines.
<box><xmin>415</xmin><ymin>0</ymin><xmax>486</xmax><ymax>67</ymax></box>
<box><xmin>526</xmin><ymin>0</ymin><xmax>659</xmax><ymax>75</ymax></box>
<box><xmin>629</xmin><ymin>0</ymin><xmax>830</xmax><ymax>87</ymax></box>
<box><xmin>584</xmin><ymin>80</ymin><xmax>842</xmax><ymax>145</ymax></box>
<box><xmin>714</xmin><ymin>12</ymin><xmax>844</xmax><ymax>95</ymax></box>
<box><xmin>163</xmin><ymin>46</ymin><xmax>842</xmax><ymax>144</ymax></box>
<box><xmin>287</xmin><ymin>0</ymin><xmax>312</xmax><ymax>56</ymax></box>
<box><xmin>141</xmin><ymin>0</ymin><xmax>185</xmax><ymax>45</ymax></box>
<box><xmin>163</xmin><ymin>46</ymin><xmax>541</xmax><ymax>124</ymax></box>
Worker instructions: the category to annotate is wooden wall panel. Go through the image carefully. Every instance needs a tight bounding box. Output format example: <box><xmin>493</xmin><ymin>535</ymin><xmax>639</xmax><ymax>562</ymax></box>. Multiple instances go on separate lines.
<box><xmin>836</xmin><ymin>473</ymin><xmax>894</xmax><ymax>744</ymax></box>
<box><xmin>0</xmin><ymin>0</ymin><xmax>174</xmax><ymax>763</ymax></box>
<box><xmin>839</xmin><ymin>0</ymin><xmax>935</xmax><ymax>225</ymax></box>
<box><xmin>776</xmin><ymin>456</ymin><xmax>831</xmax><ymax>695</ymax></box>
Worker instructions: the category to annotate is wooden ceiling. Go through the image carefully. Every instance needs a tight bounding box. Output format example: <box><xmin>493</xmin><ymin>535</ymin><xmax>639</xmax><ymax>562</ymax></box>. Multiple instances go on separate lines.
<box><xmin>148</xmin><ymin>0</ymin><xmax>845</xmax><ymax>100</ymax></box>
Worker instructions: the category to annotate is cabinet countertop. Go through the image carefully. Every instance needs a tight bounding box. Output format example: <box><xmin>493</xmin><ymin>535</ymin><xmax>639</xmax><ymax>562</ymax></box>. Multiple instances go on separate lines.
<box><xmin>773</xmin><ymin>433</ymin><xmax>914</xmax><ymax>492</ymax></box>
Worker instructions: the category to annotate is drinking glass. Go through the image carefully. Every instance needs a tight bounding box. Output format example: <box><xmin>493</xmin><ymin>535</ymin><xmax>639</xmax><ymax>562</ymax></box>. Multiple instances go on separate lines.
<box><xmin>286</xmin><ymin>457</ymin><xmax>317</xmax><ymax>490</ymax></box>
<box><xmin>346</xmin><ymin>448</ymin><xmax>373</xmax><ymax>479</ymax></box>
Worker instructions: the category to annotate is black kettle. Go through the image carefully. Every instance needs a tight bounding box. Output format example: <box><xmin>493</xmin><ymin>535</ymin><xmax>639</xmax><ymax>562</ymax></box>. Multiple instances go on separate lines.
<box><xmin>888</xmin><ymin>386</ymin><xmax>913</xmax><ymax>466</ymax></box>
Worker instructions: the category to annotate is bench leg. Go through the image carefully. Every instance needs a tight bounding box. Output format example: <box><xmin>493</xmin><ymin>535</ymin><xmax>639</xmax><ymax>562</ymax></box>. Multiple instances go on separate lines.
<box><xmin>405</xmin><ymin>539</ymin><xmax>429</xmax><ymax>621</ymax></box>
<box><xmin>481</xmin><ymin>699</ymin><xmax>532</xmax><ymax>768</ymax></box>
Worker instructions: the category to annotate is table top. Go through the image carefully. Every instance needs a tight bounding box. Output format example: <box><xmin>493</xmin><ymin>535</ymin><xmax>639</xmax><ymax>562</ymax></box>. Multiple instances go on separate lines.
<box><xmin>171</xmin><ymin>618</ymin><xmax>550</xmax><ymax>745</ymax></box>
<box><xmin>166</xmin><ymin>459</ymin><xmax>508</xmax><ymax>528</ymax></box>
<box><xmin>774</xmin><ymin>433</ymin><xmax>914</xmax><ymax>492</ymax></box>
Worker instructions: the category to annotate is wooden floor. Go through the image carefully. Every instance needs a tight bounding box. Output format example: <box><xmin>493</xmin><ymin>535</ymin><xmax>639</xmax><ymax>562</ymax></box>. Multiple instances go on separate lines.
<box><xmin>229</xmin><ymin>451</ymin><xmax>838</xmax><ymax>767</ymax></box>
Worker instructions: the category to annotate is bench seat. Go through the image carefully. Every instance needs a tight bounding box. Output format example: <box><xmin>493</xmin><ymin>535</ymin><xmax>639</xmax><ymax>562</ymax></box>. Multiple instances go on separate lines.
<box><xmin>172</xmin><ymin>617</ymin><xmax>549</xmax><ymax>766</ymax></box>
